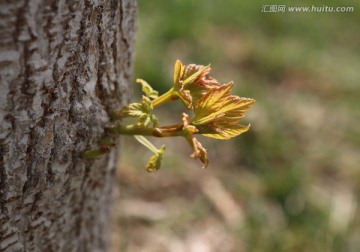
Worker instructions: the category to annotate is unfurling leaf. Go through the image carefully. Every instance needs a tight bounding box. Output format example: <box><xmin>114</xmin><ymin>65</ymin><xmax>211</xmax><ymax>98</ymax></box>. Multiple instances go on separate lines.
<box><xmin>173</xmin><ymin>59</ymin><xmax>186</xmax><ymax>85</ymax></box>
<box><xmin>201</xmin><ymin>123</ymin><xmax>251</xmax><ymax>140</ymax></box>
<box><xmin>137</xmin><ymin>78</ymin><xmax>159</xmax><ymax>99</ymax></box>
<box><xmin>146</xmin><ymin>145</ymin><xmax>166</xmax><ymax>173</ymax></box>
<box><xmin>191</xmin><ymin>82</ymin><xmax>255</xmax><ymax>140</ymax></box>
<box><xmin>172</xmin><ymin>60</ymin><xmax>220</xmax><ymax>108</ymax></box>
<box><xmin>114</xmin><ymin>96</ymin><xmax>158</xmax><ymax>127</ymax></box>
<box><xmin>134</xmin><ymin>135</ymin><xmax>166</xmax><ymax>172</ymax></box>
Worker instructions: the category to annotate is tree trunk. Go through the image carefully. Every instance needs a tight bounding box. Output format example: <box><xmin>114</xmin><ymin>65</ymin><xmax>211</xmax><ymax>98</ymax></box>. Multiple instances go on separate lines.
<box><xmin>0</xmin><ymin>0</ymin><xmax>136</xmax><ymax>251</ymax></box>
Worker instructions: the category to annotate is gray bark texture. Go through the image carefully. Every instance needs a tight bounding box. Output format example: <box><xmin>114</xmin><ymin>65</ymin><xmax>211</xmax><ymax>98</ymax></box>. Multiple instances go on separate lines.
<box><xmin>0</xmin><ymin>0</ymin><xmax>136</xmax><ymax>251</ymax></box>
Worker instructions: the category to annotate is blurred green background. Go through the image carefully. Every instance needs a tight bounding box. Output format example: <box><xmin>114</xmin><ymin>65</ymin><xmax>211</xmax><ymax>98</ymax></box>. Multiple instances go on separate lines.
<box><xmin>114</xmin><ymin>0</ymin><xmax>360</xmax><ymax>251</ymax></box>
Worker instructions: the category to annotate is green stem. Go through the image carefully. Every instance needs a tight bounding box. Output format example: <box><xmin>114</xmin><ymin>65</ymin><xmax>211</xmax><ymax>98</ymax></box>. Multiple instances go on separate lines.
<box><xmin>114</xmin><ymin>124</ymin><xmax>155</xmax><ymax>136</ymax></box>
<box><xmin>114</xmin><ymin>124</ymin><xmax>186</xmax><ymax>138</ymax></box>
<box><xmin>151</xmin><ymin>88</ymin><xmax>178</xmax><ymax>107</ymax></box>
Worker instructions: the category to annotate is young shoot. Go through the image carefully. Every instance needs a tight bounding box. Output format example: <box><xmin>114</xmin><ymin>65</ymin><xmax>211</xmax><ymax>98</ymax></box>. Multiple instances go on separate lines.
<box><xmin>83</xmin><ymin>60</ymin><xmax>255</xmax><ymax>172</ymax></box>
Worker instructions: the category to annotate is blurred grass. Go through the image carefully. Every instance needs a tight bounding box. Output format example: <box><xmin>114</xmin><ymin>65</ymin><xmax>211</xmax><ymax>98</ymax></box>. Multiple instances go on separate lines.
<box><xmin>114</xmin><ymin>0</ymin><xmax>360</xmax><ymax>251</ymax></box>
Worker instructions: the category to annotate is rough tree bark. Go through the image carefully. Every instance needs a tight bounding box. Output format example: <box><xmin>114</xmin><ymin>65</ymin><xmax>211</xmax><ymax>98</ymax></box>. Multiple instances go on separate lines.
<box><xmin>0</xmin><ymin>0</ymin><xmax>136</xmax><ymax>251</ymax></box>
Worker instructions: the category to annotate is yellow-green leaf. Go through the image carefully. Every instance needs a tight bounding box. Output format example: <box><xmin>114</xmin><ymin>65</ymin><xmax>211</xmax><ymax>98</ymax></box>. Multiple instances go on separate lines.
<box><xmin>192</xmin><ymin>82</ymin><xmax>234</xmax><ymax>124</ymax></box>
<box><xmin>173</xmin><ymin>59</ymin><xmax>185</xmax><ymax>85</ymax></box>
<box><xmin>136</xmin><ymin>78</ymin><xmax>159</xmax><ymax>99</ymax></box>
<box><xmin>146</xmin><ymin>145</ymin><xmax>166</xmax><ymax>172</ymax></box>
<box><xmin>202</xmin><ymin>124</ymin><xmax>251</xmax><ymax>140</ymax></box>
